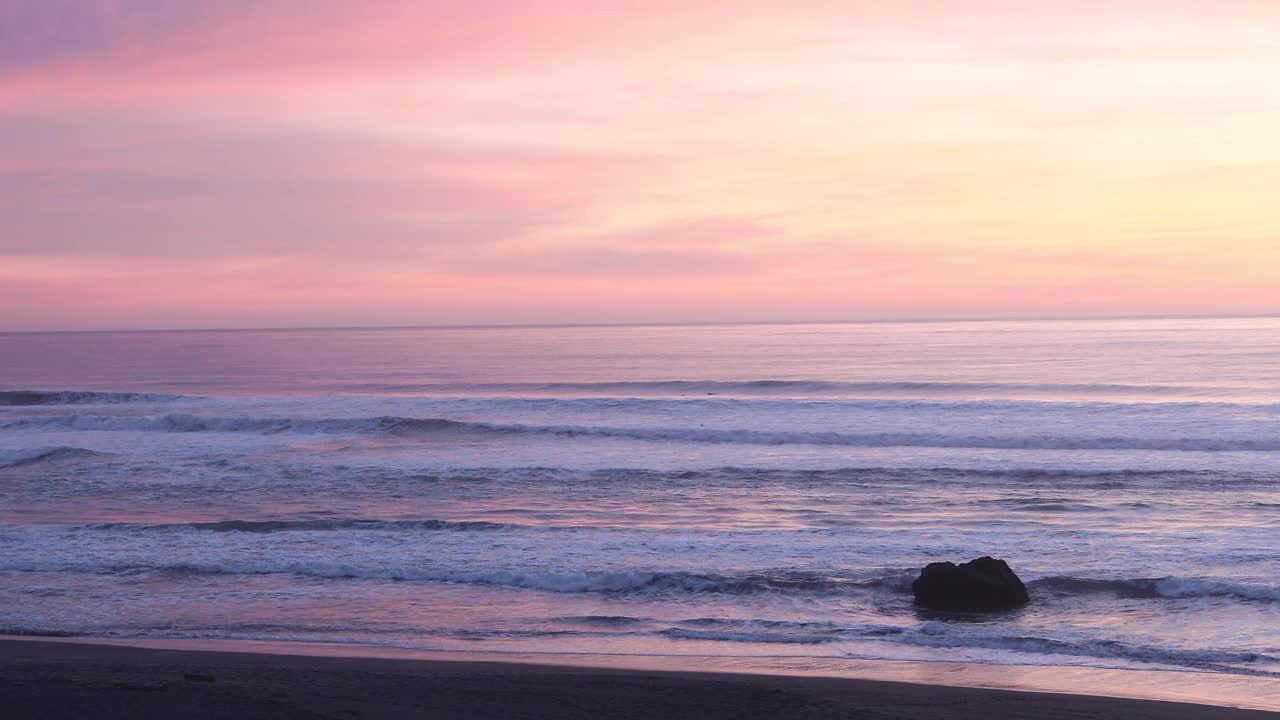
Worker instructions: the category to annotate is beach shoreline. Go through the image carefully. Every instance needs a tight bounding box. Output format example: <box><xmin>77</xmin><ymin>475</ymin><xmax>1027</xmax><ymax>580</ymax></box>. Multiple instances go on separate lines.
<box><xmin>3</xmin><ymin>636</ymin><xmax>1276</xmax><ymax>718</ymax></box>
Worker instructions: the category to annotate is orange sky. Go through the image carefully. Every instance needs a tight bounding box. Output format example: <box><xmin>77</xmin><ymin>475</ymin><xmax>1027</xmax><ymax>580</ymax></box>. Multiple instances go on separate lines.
<box><xmin>2</xmin><ymin>1</ymin><xmax>1278</xmax><ymax>330</ymax></box>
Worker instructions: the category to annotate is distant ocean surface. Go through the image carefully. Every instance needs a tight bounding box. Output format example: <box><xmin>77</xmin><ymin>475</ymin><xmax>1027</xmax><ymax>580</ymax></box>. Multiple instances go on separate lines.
<box><xmin>1</xmin><ymin>318</ymin><xmax>1277</xmax><ymax>688</ymax></box>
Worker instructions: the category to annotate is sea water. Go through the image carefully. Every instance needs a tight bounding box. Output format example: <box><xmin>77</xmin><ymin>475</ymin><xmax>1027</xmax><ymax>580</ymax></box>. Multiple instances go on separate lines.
<box><xmin>1</xmin><ymin>318</ymin><xmax>1277</xmax><ymax>694</ymax></box>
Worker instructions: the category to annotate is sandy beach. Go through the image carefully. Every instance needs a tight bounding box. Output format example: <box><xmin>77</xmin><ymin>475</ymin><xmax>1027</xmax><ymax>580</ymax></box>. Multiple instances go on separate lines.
<box><xmin>2</xmin><ymin>638</ymin><xmax>1274</xmax><ymax>720</ymax></box>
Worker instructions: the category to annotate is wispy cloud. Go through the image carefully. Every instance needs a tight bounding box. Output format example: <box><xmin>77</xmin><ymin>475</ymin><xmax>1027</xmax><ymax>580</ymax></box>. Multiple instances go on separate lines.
<box><xmin>3</xmin><ymin>1</ymin><xmax>1279</xmax><ymax>329</ymax></box>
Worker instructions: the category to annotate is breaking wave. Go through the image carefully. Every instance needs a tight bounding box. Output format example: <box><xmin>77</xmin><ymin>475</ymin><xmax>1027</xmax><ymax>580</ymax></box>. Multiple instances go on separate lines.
<box><xmin>0</xmin><ymin>413</ymin><xmax>469</xmax><ymax>435</ymax></box>
<box><xmin>643</xmin><ymin>616</ymin><xmax>1279</xmax><ymax>672</ymax></box>
<box><xmin>10</xmin><ymin>539</ymin><xmax>1272</xmax><ymax>604</ymax></box>
<box><xmin>7</xmin><ymin>411</ymin><xmax>1280</xmax><ymax>452</ymax></box>
<box><xmin>894</xmin><ymin>623</ymin><xmax>1278</xmax><ymax>674</ymax></box>
<box><xmin>1030</xmin><ymin>576</ymin><xmax>1280</xmax><ymax>602</ymax></box>
<box><xmin>7</xmin><ymin>562</ymin><xmax>878</xmax><ymax>596</ymax></box>
<box><xmin>84</xmin><ymin>518</ymin><xmax>525</xmax><ymax>533</ymax></box>
<box><xmin>0</xmin><ymin>626</ymin><xmax>80</xmax><ymax>638</ymax></box>
<box><xmin>661</xmin><ymin>627</ymin><xmax>839</xmax><ymax>644</ymax></box>
<box><xmin>345</xmin><ymin>379</ymin><xmax>1240</xmax><ymax>399</ymax></box>
<box><xmin>0</xmin><ymin>446</ymin><xmax>108</xmax><ymax>468</ymax></box>
<box><xmin>0</xmin><ymin>390</ymin><xmax>186</xmax><ymax>406</ymax></box>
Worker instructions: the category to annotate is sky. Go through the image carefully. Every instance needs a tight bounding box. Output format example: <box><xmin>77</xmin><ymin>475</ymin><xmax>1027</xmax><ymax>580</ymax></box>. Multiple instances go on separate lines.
<box><xmin>2</xmin><ymin>1</ymin><xmax>1279</xmax><ymax>330</ymax></box>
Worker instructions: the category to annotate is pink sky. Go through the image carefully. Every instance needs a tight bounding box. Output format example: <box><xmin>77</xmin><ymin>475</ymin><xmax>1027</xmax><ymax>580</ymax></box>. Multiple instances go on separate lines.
<box><xmin>2</xmin><ymin>1</ymin><xmax>1279</xmax><ymax>330</ymax></box>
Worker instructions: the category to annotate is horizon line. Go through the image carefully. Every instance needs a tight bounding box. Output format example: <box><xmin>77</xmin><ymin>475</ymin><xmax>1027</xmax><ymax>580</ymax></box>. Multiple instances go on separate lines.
<box><xmin>2</xmin><ymin>312</ymin><xmax>1278</xmax><ymax>336</ymax></box>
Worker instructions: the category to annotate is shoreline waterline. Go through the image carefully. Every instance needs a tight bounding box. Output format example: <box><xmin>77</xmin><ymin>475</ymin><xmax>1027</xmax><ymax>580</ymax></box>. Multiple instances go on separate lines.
<box><xmin>6</xmin><ymin>635</ymin><xmax>1277</xmax><ymax>712</ymax></box>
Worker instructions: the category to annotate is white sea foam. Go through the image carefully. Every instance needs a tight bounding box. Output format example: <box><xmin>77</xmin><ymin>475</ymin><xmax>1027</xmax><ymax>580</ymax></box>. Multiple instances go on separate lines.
<box><xmin>1029</xmin><ymin>576</ymin><xmax>1280</xmax><ymax>602</ymax></box>
<box><xmin>893</xmin><ymin>624</ymin><xmax>1278</xmax><ymax>673</ymax></box>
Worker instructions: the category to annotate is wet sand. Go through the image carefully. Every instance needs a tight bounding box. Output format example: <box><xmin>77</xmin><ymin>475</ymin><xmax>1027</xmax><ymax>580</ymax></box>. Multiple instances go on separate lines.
<box><xmin>2</xmin><ymin>638</ymin><xmax>1274</xmax><ymax>719</ymax></box>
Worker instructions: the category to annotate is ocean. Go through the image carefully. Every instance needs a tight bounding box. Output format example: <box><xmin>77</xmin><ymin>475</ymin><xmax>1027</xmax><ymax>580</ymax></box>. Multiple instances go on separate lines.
<box><xmin>1</xmin><ymin>318</ymin><xmax>1277</xmax><ymax>696</ymax></box>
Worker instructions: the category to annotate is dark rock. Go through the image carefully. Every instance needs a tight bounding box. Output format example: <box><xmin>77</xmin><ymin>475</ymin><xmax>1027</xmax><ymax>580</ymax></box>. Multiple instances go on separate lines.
<box><xmin>912</xmin><ymin>556</ymin><xmax>1029</xmax><ymax>612</ymax></box>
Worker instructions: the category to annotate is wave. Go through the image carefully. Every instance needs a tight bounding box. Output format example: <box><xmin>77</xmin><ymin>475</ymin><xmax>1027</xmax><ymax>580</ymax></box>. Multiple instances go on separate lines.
<box><xmin>85</xmin><ymin>518</ymin><xmax>524</xmax><ymax>533</ymax></box>
<box><xmin>530</xmin><ymin>613</ymin><xmax>1280</xmax><ymax>674</ymax></box>
<box><xmin>8</xmin><ymin>411</ymin><xmax>1279</xmax><ymax>452</ymax></box>
<box><xmin>0</xmin><ymin>390</ymin><xmax>186</xmax><ymax>406</ymax></box>
<box><xmin>520</xmin><ymin>425</ymin><xmax>1280</xmax><ymax>452</ymax></box>
<box><xmin>0</xmin><ymin>626</ymin><xmax>80</xmax><ymax>638</ymax></box>
<box><xmin>346</xmin><ymin>379</ymin><xmax>1240</xmax><ymax>398</ymax></box>
<box><xmin>21</xmin><ymin>550</ymin><xmax>1270</xmax><ymax>603</ymax></box>
<box><xmin>553</xmin><ymin>615</ymin><xmax>653</xmax><ymax>626</ymax></box>
<box><xmin>0</xmin><ymin>446</ymin><xmax>108</xmax><ymax>468</ymax></box>
<box><xmin>625</xmin><ymin>466</ymin><xmax>1210</xmax><ymax>483</ymax></box>
<box><xmin>0</xmin><ymin>413</ymin><xmax>505</xmax><ymax>437</ymax></box>
<box><xmin>20</xmin><ymin>549</ymin><xmax>1272</xmax><ymax>604</ymax></box>
<box><xmin>397</xmin><ymin>569</ymin><xmax>890</xmax><ymax>596</ymax></box>
<box><xmin>0</xmin><ymin>413</ymin><xmax>474</xmax><ymax>436</ymax></box>
<box><xmin>661</xmin><ymin>627</ymin><xmax>839</xmax><ymax>644</ymax></box>
<box><xmin>895</xmin><ymin>623</ymin><xmax>1277</xmax><ymax>674</ymax></box>
<box><xmin>1029</xmin><ymin>576</ymin><xmax>1280</xmax><ymax>602</ymax></box>
<box><xmin>977</xmin><ymin>497</ymin><xmax>1103</xmax><ymax>512</ymax></box>
<box><xmin>645</xmin><ymin>617</ymin><xmax>1278</xmax><ymax>672</ymax></box>
<box><xmin>10</xmin><ymin>562</ymin><xmax>876</xmax><ymax>596</ymax></box>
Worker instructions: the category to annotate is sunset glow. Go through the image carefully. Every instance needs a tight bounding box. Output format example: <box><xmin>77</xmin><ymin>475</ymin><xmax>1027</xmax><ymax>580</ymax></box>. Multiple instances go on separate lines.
<box><xmin>3</xmin><ymin>1</ymin><xmax>1279</xmax><ymax>329</ymax></box>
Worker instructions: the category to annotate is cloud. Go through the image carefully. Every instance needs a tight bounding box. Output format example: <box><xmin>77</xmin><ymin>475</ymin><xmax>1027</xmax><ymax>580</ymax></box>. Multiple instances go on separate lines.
<box><xmin>0</xmin><ymin>1</ymin><xmax>208</xmax><ymax>70</ymax></box>
<box><xmin>446</xmin><ymin>218</ymin><xmax>777</xmax><ymax>276</ymax></box>
<box><xmin>3</xmin><ymin>0</ymin><xmax>1280</xmax><ymax>329</ymax></box>
<box><xmin>450</xmin><ymin>247</ymin><xmax>768</xmax><ymax>277</ymax></box>
<box><xmin>0</xmin><ymin>119</ymin><xmax>654</xmax><ymax>260</ymax></box>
